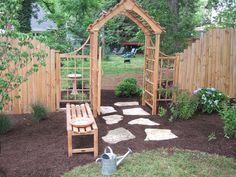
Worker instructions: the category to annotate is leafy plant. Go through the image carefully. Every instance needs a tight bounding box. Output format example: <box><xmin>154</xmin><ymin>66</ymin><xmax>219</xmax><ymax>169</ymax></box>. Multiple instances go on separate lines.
<box><xmin>194</xmin><ymin>88</ymin><xmax>229</xmax><ymax>113</ymax></box>
<box><xmin>31</xmin><ymin>103</ymin><xmax>48</xmax><ymax>122</ymax></box>
<box><xmin>0</xmin><ymin>113</ymin><xmax>11</xmax><ymax>135</ymax></box>
<box><xmin>220</xmin><ymin>105</ymin><xmax>236</xmax><ymax>138</ymax></box>
<box><xmin>63</xmin><ymin>92</ymin><xmax>89</xmax><ymax>101</ymax></box>
<box><xmin>208</xmin><ymin>132</ymin><xmax>216</xmax><ymax>141</ymax></box>
<box><xmin>158</xmin><ymin>106</ymin><xmax>167</xmax><ymax>117</ymax></box>
<box><xmin>115</xmin><ymin>78</ymin><xmax>142</xmax><ymax>97</ymax></box>
<box><xmin>170</xmin><ymin>91</ymin><xmax>199</xmax><ymax>121</ymax></box>
<box><xmin>76</xmin><ymin>80</ymin><xmax>89</xmax><ymax>89</ymax></box>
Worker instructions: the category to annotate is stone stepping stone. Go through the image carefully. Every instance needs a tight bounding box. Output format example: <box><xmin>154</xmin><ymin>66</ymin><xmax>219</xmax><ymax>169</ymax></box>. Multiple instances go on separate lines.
<box><xmin>123</xmin><ymin>108</ymin><xmax>150</xmax><ymax>116</ymax></box>
<box><xmin>144</xmin><ymin>128</ymin><xmax>178</xmax><ymax>141</ymax></box>
<box><xmin>100</xmin><ymin>106</ymin><xmax>117</xmax><ymax>114</ymax></box>
<box><xmin>102</xmin><ymin>114</ymin><xmax>124</xmax><ymax>125</ymax></box>
<box><xmin>102</xmin><ymin>127</ymin><xmax>135</xmax><ymax>144</ymax></box>
<box><xmin>128</xmin><ymin>118</ymin><xmax>159</xmax><ymax>126</ymax></box>
<box><xmin>114</xmin><ymin>101</ymin><xmax>139</xmax><ymax>107</ymax></box>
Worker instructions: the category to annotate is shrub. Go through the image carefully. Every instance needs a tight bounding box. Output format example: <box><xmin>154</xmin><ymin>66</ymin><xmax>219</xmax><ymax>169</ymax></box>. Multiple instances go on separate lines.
<box><xmin>123</xmin><ymin>78</ymin><xmax>137</xmax><ymax>85</ymax></box>
<box><xmin>31</xmin><ymin>103</ymin><xmax>48</xmax><ymax>122</ymax></box>
<box><xmin>158</xmin><ymin>106</ymin><xmax>167</xmax><ymax>117</ymax></box>
<box><xmin>0</xmin><ymin>113</ymin><xmax>11</xmax><ymax>135</ymax></box>
<box><xmin>115</xmin><ymin>78</ymin><xmax>142</xmax><ymax>97</ymax></box>
<box><xmin>220</xmin><ymin>105</ymin><xmax>236</xmax><ymax>138</ymax></box>
<box><xmin>194</xmin><ymin>88</ymin><xmax>229</xmax><ymax>113</ymax></box>
<box><xmin>63</xmin><ymin>92</ymin><xmax>89</xmax><ymax>100</ymax></box>
<box><xmin>170</xmin><ymin>91</ymin><xmax>198</xmax><ymax>121</ymax></box>
<box><xmin>77</xmin><ymin>80</ymin><xmax>89</xmax><ymax>89</ymax></box>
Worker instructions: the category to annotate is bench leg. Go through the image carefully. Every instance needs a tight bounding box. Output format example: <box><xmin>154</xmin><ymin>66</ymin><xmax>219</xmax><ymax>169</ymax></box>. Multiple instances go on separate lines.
<box><xmin>94</xmin><ymin>129</ymin><xmax>98</xmax><ymax>157</ymax></box>
<box><xmin>68</xmin><ymin>130</ymin><xmax>73</xmax><ymax>157</ymax></box>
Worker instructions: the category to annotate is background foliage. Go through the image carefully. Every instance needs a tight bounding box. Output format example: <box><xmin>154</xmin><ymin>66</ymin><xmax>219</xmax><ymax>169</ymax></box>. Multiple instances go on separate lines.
<box><xmin>0</xmin><ymin>0</ymin><xmax>46</xmax><ymax>111</ymax></box>
<box><xmin>13</xmin><ymin>0</ymin><xmax>235</xmax><ymax>54</ymax></box>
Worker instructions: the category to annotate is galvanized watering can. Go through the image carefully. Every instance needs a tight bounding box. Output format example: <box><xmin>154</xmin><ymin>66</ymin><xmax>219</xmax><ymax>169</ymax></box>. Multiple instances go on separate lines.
<box><xmin>96</xmin><ymin>146</ymin><xmax>132</xmax><ymax>175</ymax></box>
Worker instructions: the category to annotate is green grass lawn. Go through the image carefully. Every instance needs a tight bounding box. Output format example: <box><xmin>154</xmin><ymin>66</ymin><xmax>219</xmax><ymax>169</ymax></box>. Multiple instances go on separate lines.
<box><xmin>63</xmin><ymin>148</ymin><xmax>236</xmax><ymax>177</ymax></box>
<box><xmin>102</xmin><ymin>55</ymin><xmax>144</xmax><ymax>76</ymax></box>
<box><xmin>60</xmin><ymin>55</ymin><xmax>144</xmax><ymax>89</ymax></box>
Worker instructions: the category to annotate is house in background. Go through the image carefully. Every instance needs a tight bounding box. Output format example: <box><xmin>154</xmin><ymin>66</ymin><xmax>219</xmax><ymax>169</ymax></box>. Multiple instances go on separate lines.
<box><xmin>31</xmin><ymin>3</ymin><xmax>57</xmax><ymax>34</ymax></box>
<box><xmin>31</xmin><ymin>3</ymin><xmax>82</xmax><ymax>48</ymax></box>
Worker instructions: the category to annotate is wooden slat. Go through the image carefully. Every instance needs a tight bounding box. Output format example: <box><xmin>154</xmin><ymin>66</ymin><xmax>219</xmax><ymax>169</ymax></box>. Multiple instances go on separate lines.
<box><xmin>85</xmin><ymin>103</ymin><xmax>97</xmax><ymax>129</ymax></box>
<box><xmin>60</xmin><ymin>54</ymin><xmax>90</xmax><ymax>58</ymax></box>
<box><xmin>146</xmin><ymin>58</ymin><xmax>155</xmax><ymax>61</ymax></box>
<box><xmin>145</xmin><ymin>100</ymin><xmax>153</xmax><ymax>108</ymax></box>
<box><xmin>146</xmin><ymin>46</ymin><xmax>156</xmax><ymax>50</ymax></box>
<box><xmin>145</xmin><ymin>90</ymin><xmax>153</xmax><ymax>96</ymax></box>
<box><xmin>80</xmin><ymin>104</ymin><xmax>91</xmax><ymax>132</ymax></box>
<box><xmin>75</xmin><ymin>105</ymin><xmax>82</xmax><ymax>117</ymax></box>
<box><xmin>146</xmin><ymin>69</ymin><xmax>153</xmax><ymax>73</ymax></box>
<box><xmin>97</xmin><ymin>47</ymin><xmax>102</xmax><ymax>115</ymax></box>
<box><xmin>146</xmin><ymin>79</ymin><xmax>153</xmax><ymax>85</ymax></box>
<box><xmin>72</xmin><ymin>148</ymin><xmax>94</xmax><ymax>153</ymax></box>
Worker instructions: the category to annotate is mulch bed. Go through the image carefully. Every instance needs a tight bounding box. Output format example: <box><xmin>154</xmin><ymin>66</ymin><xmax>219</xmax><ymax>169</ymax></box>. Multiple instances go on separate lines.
<box><xmin>0</xmin><ymin>90</ymin><xmax>236</xmax><ymax>177</ymax></box>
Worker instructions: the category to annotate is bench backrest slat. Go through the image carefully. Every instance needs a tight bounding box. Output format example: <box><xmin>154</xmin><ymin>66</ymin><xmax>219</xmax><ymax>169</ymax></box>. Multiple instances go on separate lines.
<box><xmin>76</xmin><ymin>105</ymin><xmax>82</xmax><ymax>118</ymax></box>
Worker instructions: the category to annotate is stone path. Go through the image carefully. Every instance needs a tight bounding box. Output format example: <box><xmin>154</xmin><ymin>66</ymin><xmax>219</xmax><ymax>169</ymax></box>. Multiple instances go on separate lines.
<box><xmin>114</xmin><ymin>101</ymin><xmax>139</xmax><ymax>107</ymax></box>
<box><xmin>102</xmin><ymin>128</ymin><xmax>135</xmax><ymax>144</ymax></box>
<box><xmin>123</xmin><ymin>108</ymin><xmax>150</xmax><ymax>116</ymax></box>
<box><xmin>128</xmin><ymin>118</ymin><xmax>159</xmax><ymax>126</ymax></box>
<box><xmin>102</xmin><ymin>114</ymin><xmax>123</xmax><ymax>125</ymax></box>
<box><xmin>102</xmin><ymin>102</ymin><xmax>178</xmax><ymax>144</ymax></box>
<box><xmin>144</xmin><ymin>129</ymin><xmax>178</xmax><ymax>141</ymax></box>
<box><xmin>100</xmin><ymin>106</ymin><xmax>117</xmax><ymax>114</ymax></box>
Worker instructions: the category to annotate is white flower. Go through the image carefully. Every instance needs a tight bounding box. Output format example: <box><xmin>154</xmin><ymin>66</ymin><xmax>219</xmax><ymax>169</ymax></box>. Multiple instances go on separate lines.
<box><xmin>211</xmin><ymin>88</ymin><xmax>216</xmax><ymax>91</ymax></box>
<box><xmin>193</xmin><ymin>88</ymin><xmax>202</xmax><ymax>94</ymax></box>
<box><xmin>214</xmin><ymin>100</ymin><xmax>219</xmax><ymax>105</ymax></box>
<box><xmin>202</xmin><ymin>94</ymin><xmax>206</xmax><ymax>100</ymax></box>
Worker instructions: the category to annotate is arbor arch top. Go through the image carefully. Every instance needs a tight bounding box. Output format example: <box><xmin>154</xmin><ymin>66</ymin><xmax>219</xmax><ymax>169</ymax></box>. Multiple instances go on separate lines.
<box><xmin>87</xmin><ymin>0</ymin><xmax>165</xmax><ymax>34</ymax></box>
<box><xmin>89</xmin><ymin>0</ymin><xmax>166</xmax><ymax>117</ymax></box>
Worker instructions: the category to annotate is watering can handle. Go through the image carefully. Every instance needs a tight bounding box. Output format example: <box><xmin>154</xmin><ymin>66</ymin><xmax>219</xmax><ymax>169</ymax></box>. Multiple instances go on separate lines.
<box><xmin>104</xmin><ymin>146</ymin><xmax>113</xmax><ymax>155</ymax></box>
<box><xmin>96</xmin><ymin>158</ymin><xmax>101</xmax><ymax>162</ymax></box>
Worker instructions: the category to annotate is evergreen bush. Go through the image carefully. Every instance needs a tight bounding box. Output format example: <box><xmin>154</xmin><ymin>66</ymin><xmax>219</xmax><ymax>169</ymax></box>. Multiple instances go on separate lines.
<box><xmin>115</xmin><ymin>78</ymin><xmax>142</xmax><ymax>97</ymax></box>
<box><xmin>0</xmin><ymin>114</ymin><xmax>11</xmax><ymax>135</ymax></box>
<box><xmin>31</xmin><ymin>103</ymin><xmax>48</xmax><ymax>122</ymax></box>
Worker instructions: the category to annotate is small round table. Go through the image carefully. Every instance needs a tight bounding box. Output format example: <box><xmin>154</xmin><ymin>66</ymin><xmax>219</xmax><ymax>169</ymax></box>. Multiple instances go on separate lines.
<box><xmin>67</xmin><ymin>74</ymin><xmax>82</xmax><ymax>95</ymax></box>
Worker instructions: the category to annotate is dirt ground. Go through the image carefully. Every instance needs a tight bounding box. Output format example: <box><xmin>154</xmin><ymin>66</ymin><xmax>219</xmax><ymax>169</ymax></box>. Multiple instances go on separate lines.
<box><xmin>0</xmin><ymin>89</ymin><xmax>236</xmax><ymax>177</ymax></box>
<box><xmin>102</xmin><ymin>74</ymin><xmax>143</xmax><ymax>90</ymax></box>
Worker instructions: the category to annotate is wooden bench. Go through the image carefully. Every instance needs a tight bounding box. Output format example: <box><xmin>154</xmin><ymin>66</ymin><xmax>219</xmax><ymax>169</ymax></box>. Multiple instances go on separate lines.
<box><xmin>66</xmin><ymin>103</ymin><xmax>98</xmax><ymax>157</ymax></box>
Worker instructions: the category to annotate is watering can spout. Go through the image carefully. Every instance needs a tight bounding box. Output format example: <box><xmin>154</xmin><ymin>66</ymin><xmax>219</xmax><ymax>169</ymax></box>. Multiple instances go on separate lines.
<box><xmin>117</xmin><ymin>148</ymin><xmax>132</xmax><ymax>167</ymax></box>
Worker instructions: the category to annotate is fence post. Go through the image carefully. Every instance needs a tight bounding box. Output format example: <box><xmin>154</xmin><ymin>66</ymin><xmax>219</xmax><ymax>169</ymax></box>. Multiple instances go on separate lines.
<box><xmin>55</xmin><ymin>51</ymin><xmax>61</xmax><ymax>110</ymax></box>
<box><xmin>173</xmin><ymin>53</ymin><xmax>180</xmax><ymax>102</ymax></box>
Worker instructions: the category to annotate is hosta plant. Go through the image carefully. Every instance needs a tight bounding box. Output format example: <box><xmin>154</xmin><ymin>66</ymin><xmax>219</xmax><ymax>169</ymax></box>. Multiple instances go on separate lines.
<box><xmin>194</xmin><ymin>88</ymin><xmax>229</xmax><ymax>113</ymax></box>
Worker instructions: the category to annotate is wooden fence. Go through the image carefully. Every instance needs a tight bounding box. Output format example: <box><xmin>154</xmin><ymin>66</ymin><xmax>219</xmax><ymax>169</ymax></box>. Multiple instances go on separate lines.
<box><xmin>177</xmin><ymin>28</ymin><xmax>236</xmax><ymax>98</ymax></box>
<box><xmin>1</xmin><ymin>37</ymin><xmax>57</xmax><ymax>114</ymax></box>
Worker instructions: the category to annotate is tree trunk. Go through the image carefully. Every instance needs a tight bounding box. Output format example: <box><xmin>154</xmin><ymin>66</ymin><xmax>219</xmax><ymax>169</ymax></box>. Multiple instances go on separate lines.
<box><xmin>167</xmin><ymin>0</ymin><xmax>179</xmax><ymax>33</ymax></box>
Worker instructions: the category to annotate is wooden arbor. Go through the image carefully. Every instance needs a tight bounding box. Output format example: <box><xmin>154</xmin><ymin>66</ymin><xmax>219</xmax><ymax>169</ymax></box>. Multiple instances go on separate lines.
<box><xmin>88</xmin><ymin>0</ymin><xmax>165</xmax><ymax>116</ymax></box>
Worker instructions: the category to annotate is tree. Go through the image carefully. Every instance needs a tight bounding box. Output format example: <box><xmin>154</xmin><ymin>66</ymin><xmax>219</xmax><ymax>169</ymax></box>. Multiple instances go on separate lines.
<box><xmin>136</xmin><ymin>0</ymin><xmax>201</xmax><ymax>54</ymax></box>
<box><xmin>17</xmin><ymin>0</ymin><xmax>34</xmax><ymax>33</ymax></box>
<box><xmin>205</xmin><ymin>0</ymin><xmax>236</xmax><ymax>28</ymax></box>
<box><xmin>0</xmin><ymin>0</ymin><xmax>46</xmax><ymax>111</ymax></box>
<box><xmin>35</xmin><ymin>0</ymin><xmax>203</xmax><ymax>54</ymax></box>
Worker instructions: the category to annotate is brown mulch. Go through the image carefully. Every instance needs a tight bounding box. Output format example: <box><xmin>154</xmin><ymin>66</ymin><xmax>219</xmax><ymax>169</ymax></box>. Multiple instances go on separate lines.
<box><xmin>0</xmin><ymin>90</ymin><xmax>236</xmax><ymax>177</ymax></box>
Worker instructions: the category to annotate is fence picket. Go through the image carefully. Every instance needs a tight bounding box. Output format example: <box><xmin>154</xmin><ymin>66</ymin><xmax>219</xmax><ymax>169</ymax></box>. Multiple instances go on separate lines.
<box><xmin>178</xmin><ymin>28</ymin><xmax>236</xmax><ymax>98</ymax></box>
<box><xmin>1</xmin><ymin>37</ymin><xmax>57</xmax><ymax>114</ymax></box>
